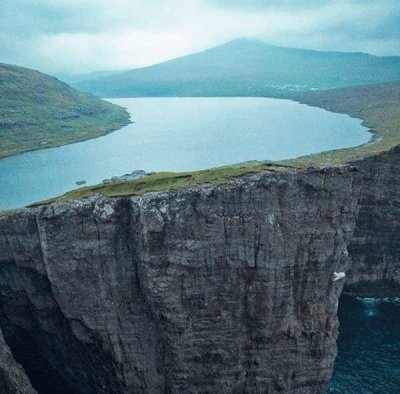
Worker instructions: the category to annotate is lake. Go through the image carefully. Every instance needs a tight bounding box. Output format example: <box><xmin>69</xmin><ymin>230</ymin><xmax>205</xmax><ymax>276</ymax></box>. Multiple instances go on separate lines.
<box><xmin>0</xmin><ymin>98</ymin><xmax>396</xmax><ymax>393</ymax></box>
<box><xmin>0</xmin><ymin>97</ymin><xmax>371</xmax><ymax>210</ymax></box>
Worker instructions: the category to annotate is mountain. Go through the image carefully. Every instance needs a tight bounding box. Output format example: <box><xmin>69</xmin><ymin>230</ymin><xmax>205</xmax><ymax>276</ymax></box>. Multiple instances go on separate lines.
<box><xmin>73</xmin><ymin>38</ymin><xmax>400</xmax><ymax>98</ymax></box>
<box><xmin>56</xmin><ymin>70</ymin><xmax>128</xmax><ymax>84</ymax></box>
<box><xmin>0</xmin><ymin>63</ymin><xmax>130</xmax><ymax>158</ymax></box>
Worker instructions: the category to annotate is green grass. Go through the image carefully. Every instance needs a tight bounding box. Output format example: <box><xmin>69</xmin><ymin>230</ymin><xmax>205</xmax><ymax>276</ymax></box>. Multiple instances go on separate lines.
<box><xmin>286</xmin><ymin>81</ymin><xmax>400</xmax><ymax>165</ymax></box>
<box><xmin>30</xmin><ymin>163</ymin><xmax>292</xmax><ymax>206</ymax></box>
<box><xmin>24</xmin><ymin>80</ymin><xmax>400</xmax><ymax>206</ymax></box>
<box><xmin>0</xmin><ymin>62</ymin><xmax>130</xmax><ymax>158</ymax></box>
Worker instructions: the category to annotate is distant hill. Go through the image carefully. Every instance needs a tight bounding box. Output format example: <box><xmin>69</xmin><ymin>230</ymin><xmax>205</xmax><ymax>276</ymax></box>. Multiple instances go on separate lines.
<box><xmin>57</xmin><ymin>70</ymin><xmax>128</xmax><ymax>84</ymax></box>
<box><xmin>0</xmin><ymin>63</ymin><xmax>130</xmax><ymax>158</ymax></box>
<box><xmin>73</xmin><ymin>38</ymin><xmax>400</xmax><ymax>98</ymax></box>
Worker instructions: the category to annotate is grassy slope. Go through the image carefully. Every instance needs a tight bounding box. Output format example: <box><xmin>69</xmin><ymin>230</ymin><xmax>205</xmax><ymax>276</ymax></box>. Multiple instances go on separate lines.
<box><xmin>287</xmin><ymin>81</ymin><xmax>400</xmax><ymax>165</ymax></box>
<box><xmin>36</xmin><ymin>81</ymin><xmax>400</xmax><ymax>206</ymax></box>
<box><xmin>0</xmin><ymin>63</ymin><xmax>130</xmax><ymax>158</ymax></box>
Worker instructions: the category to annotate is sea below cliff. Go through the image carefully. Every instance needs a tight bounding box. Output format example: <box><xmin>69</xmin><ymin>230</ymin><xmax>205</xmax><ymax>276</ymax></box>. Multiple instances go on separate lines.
<box><xmin>329</xmin><ymin>296</ymin><xmax>400</xmax><ymax>393</ymax></box>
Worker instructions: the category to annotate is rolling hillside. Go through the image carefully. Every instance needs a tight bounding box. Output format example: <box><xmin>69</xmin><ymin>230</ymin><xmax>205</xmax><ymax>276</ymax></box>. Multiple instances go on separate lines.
<box><xmin>0</xmin><ymin>63</ymin><xmax>130</xmax><ymax>158</ymax></box>
<box><xmin>73</xmin><ymin>38</ymin><xmax>400</xmax><ymax>98</ymax></box>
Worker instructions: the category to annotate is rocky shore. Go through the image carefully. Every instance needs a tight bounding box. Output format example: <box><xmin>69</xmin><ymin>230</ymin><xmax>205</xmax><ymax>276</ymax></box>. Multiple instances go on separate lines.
<box><xmin>101</xmin><ymin>170</ymin><xmax>148</xmax><ymax>184</ymax></box>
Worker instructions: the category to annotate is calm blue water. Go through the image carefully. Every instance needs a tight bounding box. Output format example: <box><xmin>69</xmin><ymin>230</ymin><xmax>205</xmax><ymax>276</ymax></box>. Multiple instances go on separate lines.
<box><xmin>0</xmin><ymin>98</ymin><xmax>396</xmax><ymax>392</ymax></box>
<box><xmin>0</xmin><ymin>97</ymin><xmax>371</xmax><ymax>210</ymax></box>
<box><xmin>329</xmin><ymin>296</ymin><xmax>400</xmax><ymax>393</ymax></box>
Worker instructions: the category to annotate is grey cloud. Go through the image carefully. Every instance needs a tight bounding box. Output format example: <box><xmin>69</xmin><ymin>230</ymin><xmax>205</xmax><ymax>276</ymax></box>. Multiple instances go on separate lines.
<box><xmin>0</xmin><ymin>1</ymin><xmax>94</xmax><ymax>35</ymax></box>
<box><xmin>0</xmin><ymin>0</ymin><xmax>398</xmax><ymax>74</ymax></box>
<box><xmin>206</xmin><ymin>0</ymin><xmax>400</xmax><ymax>52</ymax></box>
<box><xmin>208</xmin><ymin>0</ymin><xmax>348</xmax><ymax>10</ymax></box>
<box><xmin>207</xmin><ymin>0</ymin><xmax>389</xmax><ymax>9</ymax></box>
<box><xmin>306</xmin><ymin>12</ymin><xmax>400</xmax><ymax>42</ymax></box>
<box><xmin>0</xmin><ymin>0</ymin><xmax>139</xmax><ymax>35</ymax></box>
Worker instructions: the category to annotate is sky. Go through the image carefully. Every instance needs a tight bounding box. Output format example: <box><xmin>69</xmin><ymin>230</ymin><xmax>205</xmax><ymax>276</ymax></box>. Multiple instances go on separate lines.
<box><xmin>0</xmin><ymin>0</ymin><xmax>399</xmax><ymax>75</ymax></box>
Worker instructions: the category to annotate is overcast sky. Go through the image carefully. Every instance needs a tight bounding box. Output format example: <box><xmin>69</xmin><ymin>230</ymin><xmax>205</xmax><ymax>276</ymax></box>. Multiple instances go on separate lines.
<box><xmin>0</xmin><ymin>0</ymin><xmax>399</xmax><ymax>75</ymax></box>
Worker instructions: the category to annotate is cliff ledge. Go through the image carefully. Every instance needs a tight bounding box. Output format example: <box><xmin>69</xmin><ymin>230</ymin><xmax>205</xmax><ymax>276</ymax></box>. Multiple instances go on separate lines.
<box><xmin>0</xmin><ymin>148</ymin><xmax>399</xmax><ymax>393</ymax></box>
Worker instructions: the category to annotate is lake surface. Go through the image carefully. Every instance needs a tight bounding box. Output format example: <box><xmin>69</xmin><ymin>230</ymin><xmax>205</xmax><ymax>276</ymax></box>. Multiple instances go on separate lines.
<box><xmin>329</xmin><ymin>296</ymin><xmax>400</xmax><ymax>393</ymax></box>
<box><xmin>0</xmin><ymin>97</ymin><xmax>371</xmax><ymax>210</ymax></box>
<box><xmin>0</xmin><ymin>98</ymin><xmax>397</xmax><ymax>392</ymax></box>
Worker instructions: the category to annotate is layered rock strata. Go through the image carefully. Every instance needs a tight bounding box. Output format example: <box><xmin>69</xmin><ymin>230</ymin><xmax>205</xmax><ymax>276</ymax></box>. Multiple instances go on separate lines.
<box><xmin>0</xmin><ymin>148</ymin><xmax>399</xmax><ymax>393</ymax></box>
<box><xmin>345</xmin><ymin>146</ymin><xmax>400</xmax><ymax>296</ymax></box>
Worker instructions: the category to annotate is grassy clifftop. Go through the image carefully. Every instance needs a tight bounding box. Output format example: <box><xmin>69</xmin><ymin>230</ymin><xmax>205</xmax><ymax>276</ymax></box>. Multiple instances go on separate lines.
<box><xmin>37</xmin><ymin>81</ymin><xmax>400</xmax><ymax>205</ymax></box>
<box><xmin>0</xmin><ymin>63</ymin><xmax>130</xmax><ymax>158</ymax></box>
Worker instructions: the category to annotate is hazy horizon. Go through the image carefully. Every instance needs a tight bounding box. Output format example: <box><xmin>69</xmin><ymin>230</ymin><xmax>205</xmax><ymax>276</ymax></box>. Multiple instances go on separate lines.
<box><xmin>0</xmin><ymin>0</ymin><xmax>399</xmax><ymax>75</ymax></box>
<box><xmin>56</xmin><ymin>37</ymin><xmax>400</xmax><ymax>78</ymax></box>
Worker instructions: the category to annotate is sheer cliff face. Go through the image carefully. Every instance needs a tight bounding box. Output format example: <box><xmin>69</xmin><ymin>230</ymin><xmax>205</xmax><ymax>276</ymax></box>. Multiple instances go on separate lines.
<box><xmin>346</xmin><ymin>146</ymin><xmax>400</xmax><ymax>296</ymax></box>
<box><xmin>0</xmin><ymin>168</ymin><xmax>360</xmax><ymax>393</ymax></box>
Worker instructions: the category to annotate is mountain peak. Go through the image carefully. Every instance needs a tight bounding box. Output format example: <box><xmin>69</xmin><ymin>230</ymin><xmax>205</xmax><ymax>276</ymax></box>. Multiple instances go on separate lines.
<box><xmin>218</xmin><ymin>37</ymin><xmax>272</xmax><ymax>49</ymax></box>
<box><xmin>72</xmin><ymin>40</ymin><xmax>400</xmax><ymax>98</ymax></box>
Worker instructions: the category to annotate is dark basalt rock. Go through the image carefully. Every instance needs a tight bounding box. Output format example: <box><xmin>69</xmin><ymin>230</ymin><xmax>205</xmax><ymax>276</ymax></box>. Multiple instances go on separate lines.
<box><xmin>0</xmin><ymin>328</ymin><xmax>37</xmax><ymax>394</ymax></box>
<box><xmin>345</xmin><ymin>146</ymin><xmax>400</xmax><ymax>296</ymax></box>
<box><xmin>0</xmin><ymin>149</ymin><xmax>398</xmax><ymax>393</ymax></box>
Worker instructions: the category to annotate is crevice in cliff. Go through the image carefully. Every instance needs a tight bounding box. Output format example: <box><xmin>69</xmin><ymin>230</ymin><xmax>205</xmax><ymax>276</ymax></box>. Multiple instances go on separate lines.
<box><xmin>121</xmin><ymin>198</ymin><xmax>166</xmax><ymax>392</ymax></box>
<box><xmin>0</xmin><ymin>260</ymin><xmax>76</xmax><ymax>393</ymax></box>
<box><xmin>0</xmin><ymin>258</ymin><xmax>124</xmax><ymax>394</ymax></box>
<box><xmin>0</xmin><ymin>162</ymin><xmax>398</xmax><ymax>393</ymax></box>
<box><xmin>1</xmin><ymin>313</ymin><xmax>74</xmax><ymax>394</ymax></box>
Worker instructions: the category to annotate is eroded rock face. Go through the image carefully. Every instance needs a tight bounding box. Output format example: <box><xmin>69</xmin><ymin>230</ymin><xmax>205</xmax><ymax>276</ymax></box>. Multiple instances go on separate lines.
<box><xmin>0</xmin><ymin>147</ymin><xmax>399</xmax><ymax>393</ymax></box>
<box><xmin>0</xmin><ymin>167</ymin><xmax>360</xmax><ymax>393</ymax></box>
<box><xmin>346</xmin><ymin>146</ymin><xmax>400</xmax><ymax>296</ymax></box>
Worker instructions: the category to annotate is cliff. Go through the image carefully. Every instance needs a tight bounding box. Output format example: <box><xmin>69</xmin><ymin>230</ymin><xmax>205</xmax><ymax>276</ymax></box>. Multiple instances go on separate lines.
<box><xmin>346</xmin><ymin>146</ymin><xmax>400</xmax><ymax>296</ymax></box>
<box><xmin>0</xmin><ymin>149</ymin><xmax>399</xmax><ymax>393</ymax></box>
<box><xmin>0</xmin><ymin>328</ymin><xmax>37</xmax><ymax>394</ymax></box>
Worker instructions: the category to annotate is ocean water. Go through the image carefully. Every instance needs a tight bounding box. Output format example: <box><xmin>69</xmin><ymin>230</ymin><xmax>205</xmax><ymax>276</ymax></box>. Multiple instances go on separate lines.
<box><xmin>329</xmin><ymin>295</ymin><xmax>400</xmax><ymax>393</ymax></box>
<box><xmin>0</xmin><ymin>97</ymin><xmax>371</xmax><ymax>210</ymax></box>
